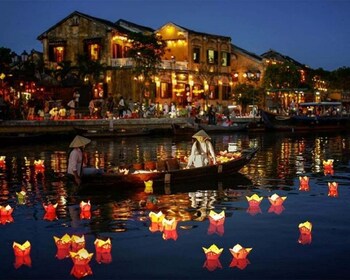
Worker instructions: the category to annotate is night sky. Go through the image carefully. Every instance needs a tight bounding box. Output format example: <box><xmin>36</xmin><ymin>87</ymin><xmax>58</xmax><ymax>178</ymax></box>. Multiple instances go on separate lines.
<box><xmin>1</xmin><ymin>0</ymin><xmax>349</xmax><ymax>71</ymax></box>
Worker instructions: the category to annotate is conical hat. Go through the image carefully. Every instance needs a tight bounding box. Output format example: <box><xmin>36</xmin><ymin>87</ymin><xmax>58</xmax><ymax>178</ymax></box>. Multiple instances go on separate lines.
<box><xmin>69</xmin><ymin>135</ymin><xmax>91</xmax><ymax>148</ymax></box>
<box><xmin>192</xmin><ymin>130</ymin><xmax>211</xmax><ymax>141</ymax></box>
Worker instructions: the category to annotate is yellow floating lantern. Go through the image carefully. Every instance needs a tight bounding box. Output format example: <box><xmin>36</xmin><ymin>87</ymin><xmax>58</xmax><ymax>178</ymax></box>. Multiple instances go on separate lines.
<box><xmin>70</xmin><ymin>248</ymin><xmax>94</xmax><ymax>265</ymax></box>
<box><xmin>144</xmin><ymin>180</ymin><xmax>153</xmax><ymax>194</ymax></box>
<box><xmin>16</xmin><ymin>190</ymin><xmax>27</xmax><ymax>205</ymax></box>
<box><xmin>246</xmin><ymin>194</ymin><xmax>263</xmax><ymax>207</ymax></box>
<box><xmin>149</xmin><ymin>211</ymin><xmax>165</xmax><ymax>223</ymax></box>
<box><xmin>202</xmin><ymin>244</ymin><xmax>223</xmax><ymax>260</ymax></box>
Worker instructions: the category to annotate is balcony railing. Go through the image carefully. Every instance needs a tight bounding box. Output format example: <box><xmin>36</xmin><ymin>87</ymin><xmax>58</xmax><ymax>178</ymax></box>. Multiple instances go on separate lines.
<box><xmin>109</xmin><ymin>58</ymin><xmax>134</xmax><ymax>68</ymax></box>
<box><xmin>109</xmin><ymin>58</ymin><xmax>188</xmax><ymax>71</ymax></box>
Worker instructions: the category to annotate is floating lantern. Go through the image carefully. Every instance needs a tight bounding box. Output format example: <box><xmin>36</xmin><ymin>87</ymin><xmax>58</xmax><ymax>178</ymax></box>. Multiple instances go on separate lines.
<box><xmin>96</xmin><ymin>251</ymin><xmax>112</xmax><ymax>264</ymax></box>
<box><xmin>323</xmin><ymin>159</ymin><xmax>334</xmax><ymax>175</ymax></box>
<box><xmin>246</xmin><ymin>194</ymin><xmax>263</xmax><ymax>207</ymax></box>
<box><xmin>43</xmin><ymin>202</ymin><xmax>58</xmax><ymax>214</ymax></box>
<box><xmin>13</xmin><ymin>241</ymin><xmax>31</xmax><ymax>257</ymax></box>
<box><xmin>0</xmin><ymin>204</ymin><xmax>14</xmax><ymax>216</ymax></box>
<box><xmin>268</xmin><ymin>194</ymin><xmax>287</xmax><ymax>206</ymax></box>
<box><xmin>34</xmin><ymin>159</ymin><xmax>45</xmax><ymax>173</ymax></box>
<box><xmin>229</xmin><ymin>258</ymin><xmax>250</xmax><ymax>270</ymax></box>
<box><xmin>16</xmin><ymin>190</ymin><xmax>27</xmax><ymax>205</ymax></box>
<box><xmin>44</xmin><ymin>211</ymin><xmax>57</xmax><ymax>221</ymax></box>
<box><xmin>14</xmin><ymin>255</ymin><xmax>32</xmax><ymax>269</ymax></box>
<box><xmin>70</xmin><ymin>248</ymin><xmax>94</xmax><ymax>266</ymax></box>
<box><xmin>94</xmin><ymin>238</ymin><xmax>112</xmax><ymax>254</ymax></box>
<box><xmin>247</xmin><ymin>205</ymin><xmax>262</xmax><ymax>216</ymax></box>
<box><xmin>207</xmin><ymin>210</ymin><xmax>225</xmax><ymax>236</ymax></box>
<box><xmin>202</xmin><ymin>244</ymin><xmax>223</xmax><ymax>261</ymax></box>
<box><xmin>0</xmin><ymin>214</ymin><xmax>14</xmax><ymax>225</ymax></box>
<box><xmin>71</xmin><ymin>264</ymin><xmax>93</xmax><ymax>279</ymax></box>
<box><xmin>298</xmin><ymin>221</ymin><xmax>312</xmax><ymax>245</ymax></box>
<box><xmin>144</xmin><ymin>180</ymin><xmax>153</xmax><ymax>194</ymax></box>
<box><xmin>0</xmin><ymin>156</ymin><xmax>6</xmax><ymax>169</ymax></box>
<box><xmin>203</xmin><ymin>258</ymin><xmax>222</xmax><ymax>271</ymax></box>
<box><xmin>162</xmin><ymin>217</ymin><xmax>178</xmax><ymax>240</ymax></box>
<box><xmin>54</xmin><ymin>234</ymin><xmax>72</xmax><ymax>250</ymax></box>
<box><xmin>299</xmin><ymin>176</ymin><xmax>310</xmax><ymax>191</ymax></box>
<box><xmin>71</xmin><ymin>235</ymin><xmax>85</xmax><ymax>252</ymax></box>
<box><xmin>149</xmin><ymin>211</ymin><xmax>165</xmax><ymax>232</ymax></box>
<box><xmin>80</xmin><ymin>200</ymin><xmax>91</xmax><ymax>212</ymax></box>
<box><xmin>328</xmin><ymin>182</ymin><xmax>338</xmax><ymax>197</ymax></box>
<box><xmin>56</xmin><ymin>247</ymin><xmax>71</xmax><ymax>260</ymax></box>
<box><xmin>229</xmin><ymin>244</ymin><xmax>252</xmax><ymax>260</ymax></box>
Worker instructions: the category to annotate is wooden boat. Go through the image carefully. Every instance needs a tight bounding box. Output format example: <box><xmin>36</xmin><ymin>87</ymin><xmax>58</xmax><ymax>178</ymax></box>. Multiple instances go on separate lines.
<box><xmin>82</xmin><ymin>147</ymin><xmax>258</xmax><ymax>187</ymax></box>
<box><xmin>199</xmin><ymin>122</ymin><xmax>248</xmax><ymax>133</ymax></box>
<box><xmin>74</xmin><ymin>127</ymin><xmax>151</xmax><ymax>138</ymax></box>
<box><xmin>261</xmin><ymin>102</ymin><xmax>350</xmax><ymax>132</ymax></box>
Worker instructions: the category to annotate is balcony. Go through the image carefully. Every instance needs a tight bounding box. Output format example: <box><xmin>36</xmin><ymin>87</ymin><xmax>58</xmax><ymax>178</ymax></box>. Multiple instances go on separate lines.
<box><xmin>109</xmin><ymin>58</ymin><xmax>189</xmax><ymax>71</ymax></box>
<box><xmin>109</xmin><ymin>58</ymin><xmax>134</xmax><ymax>68</ymax></box>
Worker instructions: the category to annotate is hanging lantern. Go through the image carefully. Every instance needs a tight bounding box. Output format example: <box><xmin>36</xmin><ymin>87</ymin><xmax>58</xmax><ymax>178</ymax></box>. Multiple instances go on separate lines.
<box><xmin>13</xmin><ymin>241</ymin><xmax>31</xmax><ymax>257</ymax></box>
<box><xmin>162</xmin><ymin>217</ymin><xmax>178</xmax><ymax>240</ymax></box>
<box><xmin>16</xmin><ymin>190</ymin><xmax>27</xmax><ymax>205</ymax></box>
<box><xmin>70</xmin><ymin>264</ymin><xmax>93</xmax><ymax>279</ymax></box>
<box><xmin>323</xmin><ymin>159</ymin><xmax>334</xmax><ymax>175</ymax></box>
<box><xmin>70</xmin><ymin>248</ymin><xmax>94</xmax><ymax>265</ymax></box>
<box><xmin>34</xmin><ymin>159</ymin><xmax>45</xmax><ymax>174</ymax></box>
<box><xmin>299</xmin><ymin>176</ymin><xmax>310</xmax><ymax>191</ymax></box>
<box><xmin>144</xmin><ymin>180</ymin><xmax>153</xmax><ymax>194</ymax></box>
<box><xmin>298</xmin><ymin>221</ymin><xmax>312</xmax><ymax>245</ymax></box>
<box><xmin>328</xmin><ymin>182</ymin><xmax>338</xmax><ymax>197</ymax></box>
<box><xmin>71</xmin><ymin>235</ymin><xmax>85</xmax><ymax>252</ymax></box>
<box><xmin>229</xmin><ymin>244</ymin><xmax>252</xmax><ymax>260</ymax></box>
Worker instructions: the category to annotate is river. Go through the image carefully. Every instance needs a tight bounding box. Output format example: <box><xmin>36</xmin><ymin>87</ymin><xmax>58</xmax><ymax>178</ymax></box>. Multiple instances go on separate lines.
<box><xmin>0</xmin><ymin>131</ymin><xmax>349</xmax><ymax>279</ymax></box>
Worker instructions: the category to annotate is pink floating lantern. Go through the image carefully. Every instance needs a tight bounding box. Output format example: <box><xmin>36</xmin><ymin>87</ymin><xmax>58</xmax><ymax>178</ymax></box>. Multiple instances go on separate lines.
<box><xmin>207</xmin><ymin>210</ymin><xmax>225</xmax><ymax>236</ymax></box>
<box><xmin>299</xmin><ymin>176</ymin><xmax>310</xmax><ymax>191</ymax></box>
<box><xmin>229</xmin><ymin>244</ymin><xmax>252</xmax><ymax>260</ymax></box>
<box><xmin>268</xmin><ymin>205</ymin><xmax>285</xmax><ymax>215</ymax></box>
<box><xmin>328</xmin><ymin>182</ymin><xmax>338</xmax><ymax>197</ymax></box>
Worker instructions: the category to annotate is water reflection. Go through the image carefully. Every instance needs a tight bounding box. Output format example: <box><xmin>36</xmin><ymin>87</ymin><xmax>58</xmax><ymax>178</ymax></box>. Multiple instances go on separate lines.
<box><xmin>1</xmin><ymin>132</ymin><xmax>350</xmax><ymax>279</ymax></box>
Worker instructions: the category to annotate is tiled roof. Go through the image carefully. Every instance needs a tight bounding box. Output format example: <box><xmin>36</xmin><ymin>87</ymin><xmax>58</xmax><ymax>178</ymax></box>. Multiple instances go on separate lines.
<box><xmin>231</xmin><ymin>44</ymin><xmax>262</xmax><ymax>61</ymax></box>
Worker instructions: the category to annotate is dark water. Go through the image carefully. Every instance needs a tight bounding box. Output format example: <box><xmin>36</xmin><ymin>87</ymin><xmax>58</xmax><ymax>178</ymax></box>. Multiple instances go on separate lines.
<box><xmin>0</xmin><ymin>131</ymin><xmax>350</xmax><ymax>279</ymax></box>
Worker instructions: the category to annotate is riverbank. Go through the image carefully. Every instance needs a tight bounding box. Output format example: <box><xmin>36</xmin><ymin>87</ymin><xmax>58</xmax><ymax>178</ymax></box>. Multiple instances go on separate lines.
<box><xmin>0</xmin><ymin>117</ymin><xmax>192</xmax><ymax>136</ymax></box>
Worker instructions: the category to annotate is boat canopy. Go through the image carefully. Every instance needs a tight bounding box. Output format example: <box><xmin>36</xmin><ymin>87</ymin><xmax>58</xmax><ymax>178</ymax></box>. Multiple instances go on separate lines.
<box><xmin>299</xmin><ymin>102</ymin><xmax>342</xmax><ymax>107</ymax></box>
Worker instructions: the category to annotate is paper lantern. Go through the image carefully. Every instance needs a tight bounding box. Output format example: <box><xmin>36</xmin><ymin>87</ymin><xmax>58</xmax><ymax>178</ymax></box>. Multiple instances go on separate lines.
<box><xmin>13</xmin><ymin>241</ymin><xmax>31</xmax><ymax>257</ymax></box>
<box><xmin>14</xmin><ymin>255</ymin><xmax>32</xmax><ymax>269</ymax></box>
<box><xmin>229</xmin><ymin>244</ymin><xmax>252</xmax><ymax>260</ymax></box>
<box><xmin>323</xmin><ymin>159</ymin><xmax>334</xmax><ymax>175</ymax></box>
<box><xmin>299</xmin><ymin>176</ymin><xmax>310</xmax><ymax>191</ymax></box>
<box><xmin>149</xmin><ymin>211</ymin><xmax>165</xmax><ymax>223</ymax></box>
<box><xmin>298</xmin><ymin>221</ymin><xmax>312</xmax><ymax>245</ymax></box>
<box><xmin>0</xmin><ymin>156</ymin><xmax>6</xmax><ymax>169</ymax></box>
<box><xmin>0</xmin><ymin>204</ymin><xmax>14</xmax><ymax>216</ymax></box>
<box><xmin>207</xmin><ymin>223</ymin><xmax>225</xmax><ymax>236</ymax></box>
<box><xmin>70</xmin><ymin>248</ymin><xmax>94</xmax><ymax>265</ymax></box>
<box><xmin>268</xmin><ymin>194</ymin><xmax>287</xmax><ymax>206</ymax></box>
<box><xmin>80</xmin><ymin>200</ymin><xmax>91</xmax><ymax>212</ymax></box>
<box><xmin>328</xmin><ymin>182</ymin><xmax>338</xmax><ymax>197</ymax></box>
<box><xmin>202</xmin><ymin>244</ymin><xmax>223</xmax><ymax>260</ymax></box>
<box><xmin>0</xmin><ymin>214</ymin><xmax>14</xmax><ymax>225</ymax></box>
<box><xmin>144</xmin><ymin>180</ymin><xmax>153</xmax><ymax>194</ymax></box>
<box><xmin>247</xmin><ymin>205</ymin><xmax>262</xmax><ymax>216</ymax></box>
<box><xmin>54</xmin><ymin>234</ymin><xmax>72</xmax><ymax>249</ymax></box>
<box><xmin>229</xmin><ymin>258</ymin><xmax>250</xmax><ymax>270</ymax></box>
<box><xmin>44</xmin><ymin>212</ymin><xmax>57</xmax><ymax>221</ymax></box>
<box><xmin>71</xmin><ymin>235</ymin><xmax>85</xmax><ymax>252</ymax></box>
<box><xmin>16</xmin><ymin>190</ymin><xmax>27</xmax><ymax>205</ymax></box>
<box><xmin>43</xmin><ymin>203</ymin><xmax>58</xmax><ymax>214</ymax></box>
<box><xmin>246</xmin><ymin>194</ymin><xmax>263</xmax><ymax>207</ymax></box>
<box><xmin>34</xmin><ymin>159</ymin><xmax>45</xmax><ymax>173</ymax></box>
<box><xmin>162</xmin><ymin>217</ymin><xmax>178</xmax><ymax>240</ymax></box>
<box><xmin>149</xmin><ymin>222</ymin><xmax>163</xmax><ymax>232</ymax></box>
<box><xmin>56</xmin><ymin>247</ymin><xmax>71</xmax><ymax>260</ymax></box>
<box><xmin>94</xmin><ymin>238</ymin><xmax>112</xmax><ymax>254</ymax></box>
<box><xmin>208</xmin><ymin>210</ymin><xmax>225</xmax><ymax>225</ymax></box>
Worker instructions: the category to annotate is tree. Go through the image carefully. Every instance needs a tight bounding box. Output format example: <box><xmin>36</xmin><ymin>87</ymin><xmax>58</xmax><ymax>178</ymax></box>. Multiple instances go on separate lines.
<box><xmin>262</xmin><ymin>62</ymin><xmax>301</xmax><ymax>89</ymax></box>
<box><xmin>329</xmin><ymin>67</ymin><xmax>350</xmax><ymax>91</ymax></box>
<box><xmin>0</xmin><ymin>47</ymin><xmax>12</xmax><ymax>74</ymax></box>
<box><xmin>233</xmin><ymin>83</ymin><xmax>262</xmax><ymax>113</ymax></box>
<box><xmin>126</xmin><ymin>32</ymin><xmax>167</xmax><ymax>102</ymax></box>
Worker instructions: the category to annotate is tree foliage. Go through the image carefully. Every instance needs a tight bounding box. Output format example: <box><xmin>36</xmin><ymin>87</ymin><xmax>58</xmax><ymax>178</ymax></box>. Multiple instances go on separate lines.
<box><xmin>233</xmin><ymin>83</ymin><xmax>263</xmax><ymax>110</ymax></box>
<box><xmin>262</xmin><ymin>62</ymin><xmax>302</xmax><ymax>89</ymax></box>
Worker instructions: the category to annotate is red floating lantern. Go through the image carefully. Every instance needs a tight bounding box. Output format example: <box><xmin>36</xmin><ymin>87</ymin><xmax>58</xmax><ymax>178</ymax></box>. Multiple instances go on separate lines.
<box><xmin>95</xmin><ymin>252</ymin><xmax>112</xmax><ymax>264</ymax></box>
<box><xmin>54</xmin><ymin>234</ymin><xmax>72</xmax><ymax>250</ymax></box>
<box><xmin>44</xmin><ymin>212</ymin><xmax>57</xmax><ymax>221</ymax></box>
<box><xmin>79</xmin><ymin>200</ymin><xmax>91</xmax><ymax>212</ymax></box>
<box><xmin>13</xmin><ymin>241</ymin><xmax>31</xmax><ymax>257</ymax></box>
<box><xmin>71</xmin><ymin>235</ymin><xmax>85</xmax><ymax>252</ymax></box>
<box><xmin>70</xmin><ymin>248</ymin><xmax>93</xmax><ymax>266</ymax></box>
<box><xmin>323</xmin><ymin>159</ymin><xmax>334</xmax><ymax>175</ymax></box>
<box><xmin>43</xmin><ymin>203</ymin><xmax>58</xmax><ymax>214</ymax></box>
<box><xmin>328</xmin><ymin>182</ymin><xmax>339</xmax><ymax>197</ymax></box>
<box><xmin>14</xmin><ymin>255</ymin><xmax>32</xmax><ymax>269</ymax></box>
<box><xmin>202</xmin><ymin>244</ymin><xmax>223</xmax><ymax>261</ymax></box>
<box><xmin>162</xmin><ymin>218</ymin><xmax>178</xmax><ymax>241</ymax></box>
<box><xmin>229</xmin><ymin>258</ymin><xmax>250</xmax><ymax>270</ymax></box>
<box><xmin>229</xmin><ymin>244</ymin><xmax>252</xmax><ymax>260</ymax></box>
<box><xmin>94</xmin><ymin>238</ymin><xmax>112</xmax><ymax>254</ymax></box>
<box><xmin>298</xmin><ymin>221</ymin><xmax>312</xmax><ymax>245</ymax></box>
<box><xmin>203</xmin><ymin>259</ymin><xmax>222</xmax><ymax>271</ymax></box>
<box><xmin>0</xmin><ymin>204</ymin><xmax>14</xmax><ymax>216</ymax></box>
<box><xmin>246</xmin><ymin>194</ymin><xmax>263</xmax><ymax>207</ymax></box>
<box><xmin>0</xmin><ymin>214</ymin><xmax>14</xmax><ymax>225</ymax></box>
<box><xmin>268</xmin><ymin>194</ymin><xmax>287</xmax><ymax>206</ymax></box>
<box><xmin>34</xmin><ymin>159</ymin><xmax>45</xmax><ymax>173</ymax></box>
<box><xmin>0</xmin><ymin>156</ymin><xmax>6</xmax><ymax>169</ymax></box>
<box><xmin>56</xmin><ymin>247</ymin><xmax>71</xmax><ymax>260</ymax></box>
